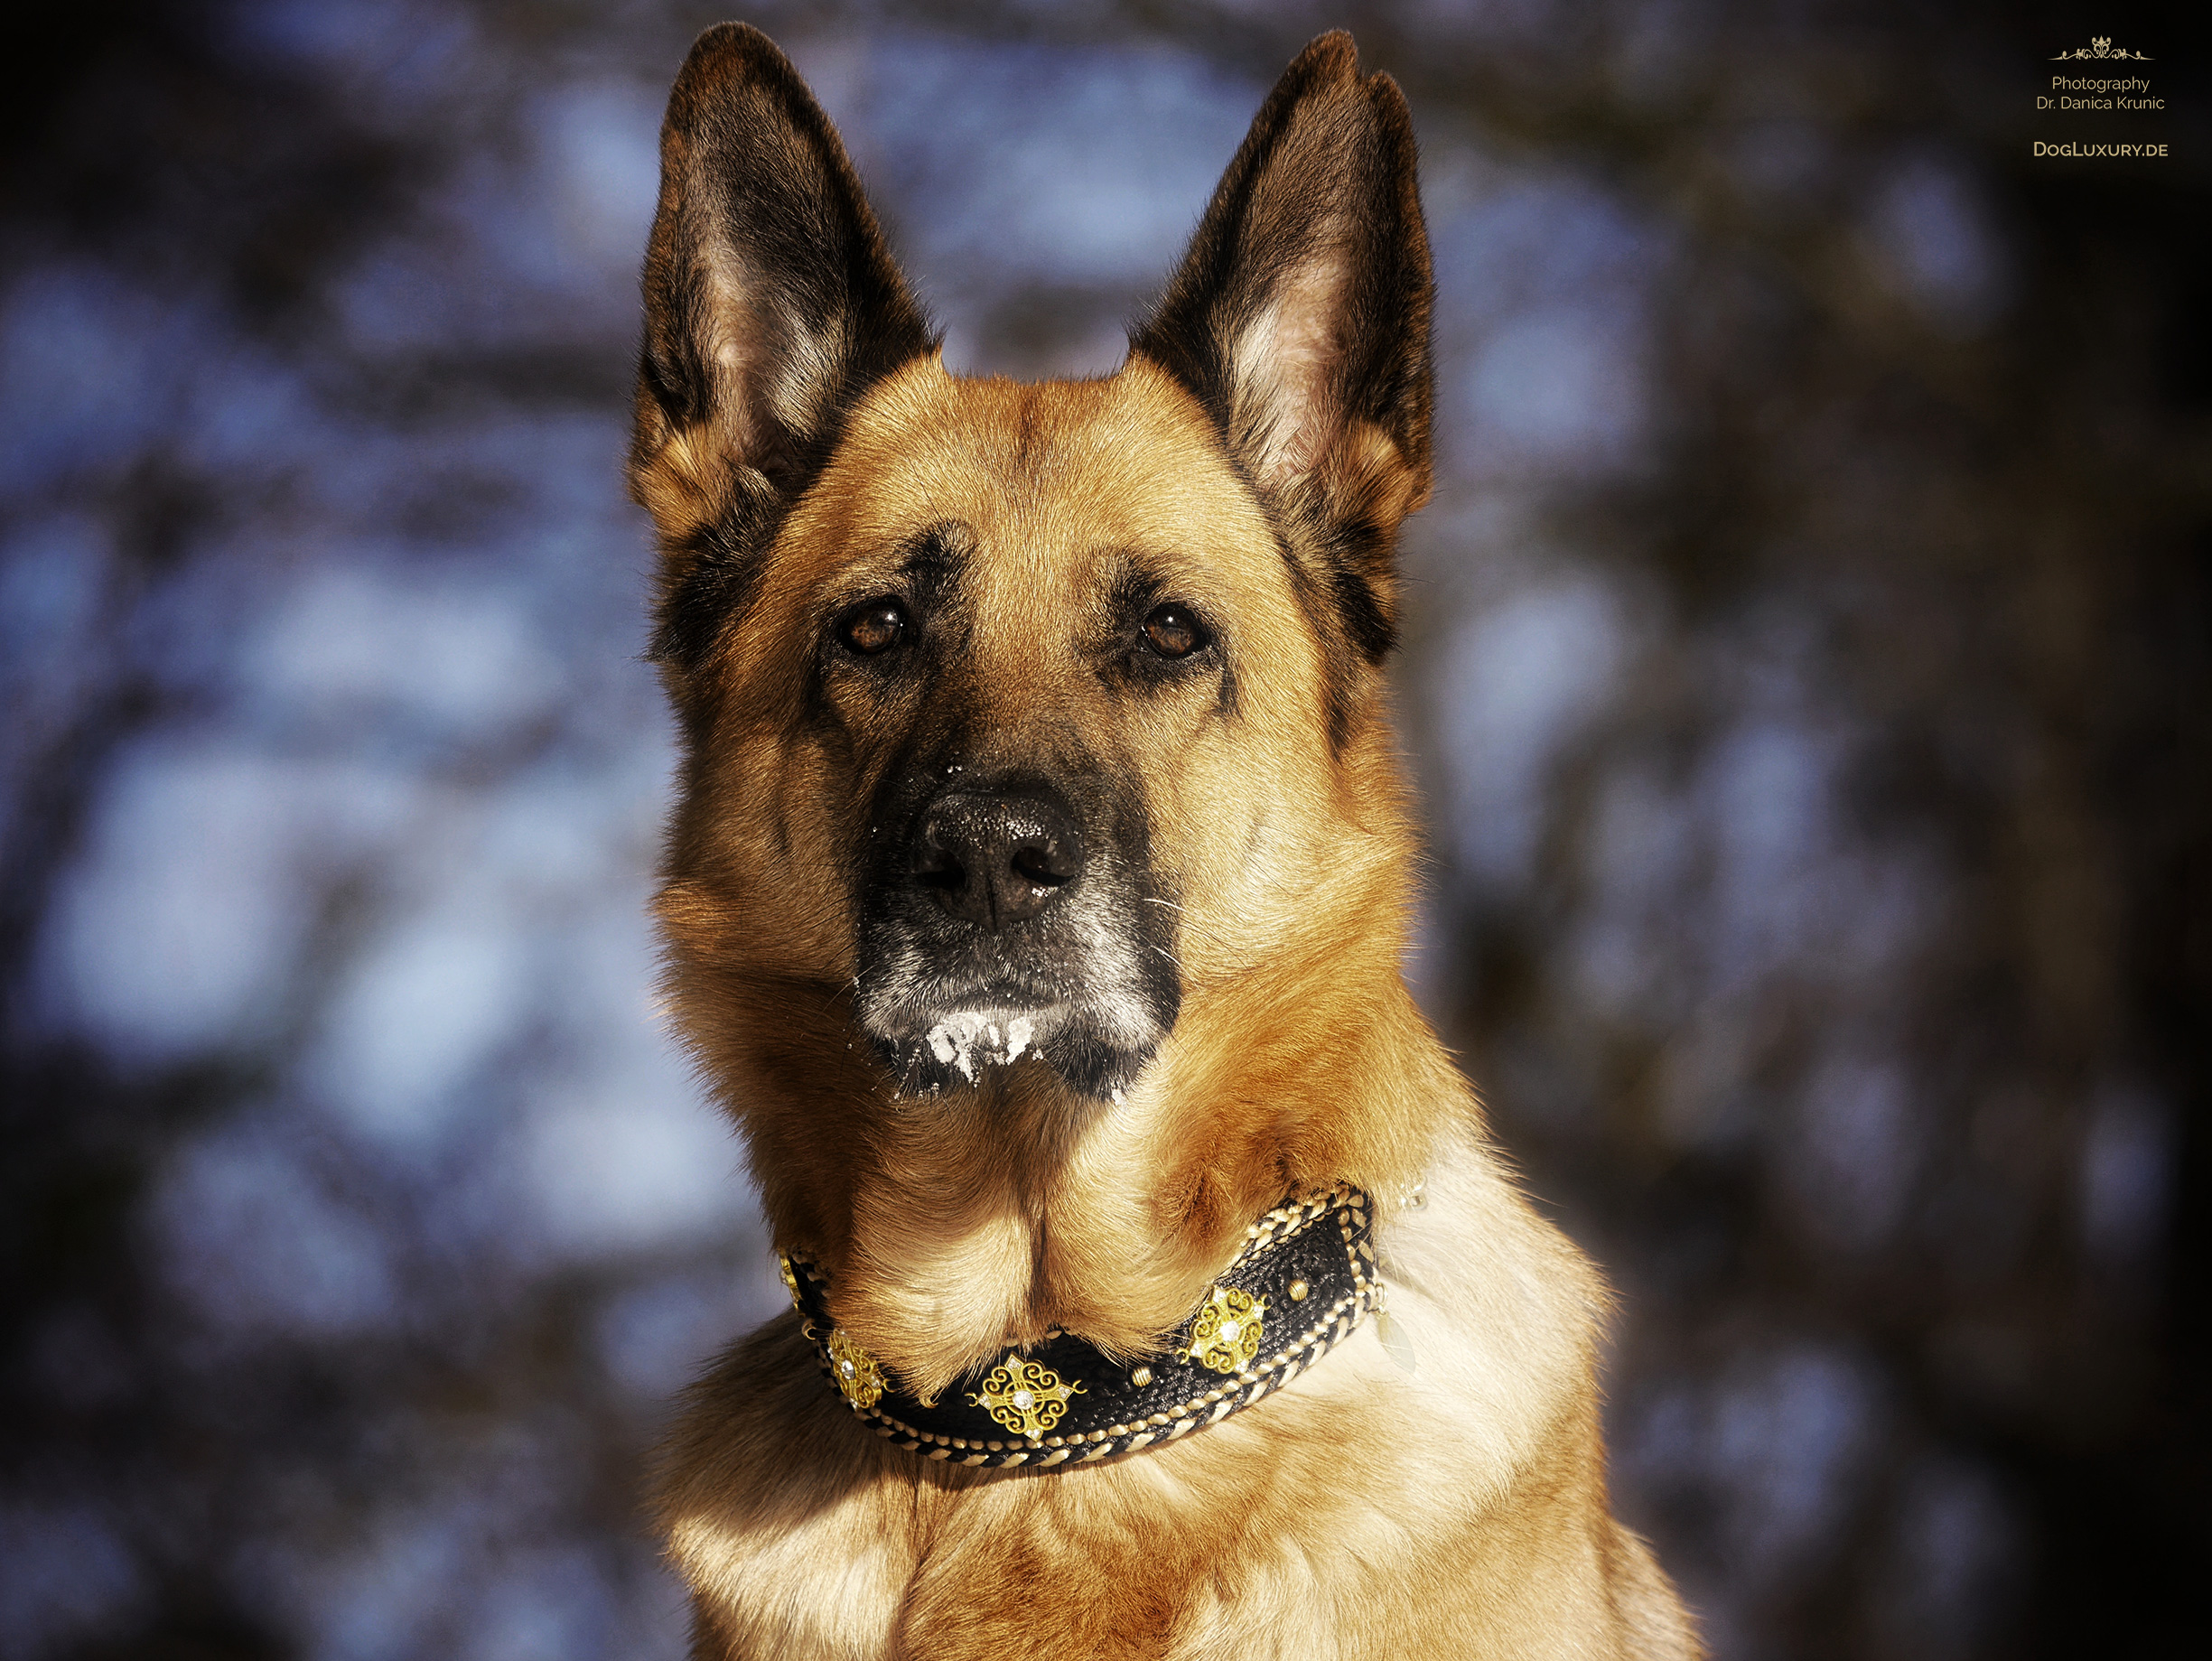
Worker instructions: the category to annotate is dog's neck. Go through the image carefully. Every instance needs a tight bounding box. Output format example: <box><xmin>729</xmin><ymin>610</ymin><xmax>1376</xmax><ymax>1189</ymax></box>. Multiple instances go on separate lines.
<box><xmin>785</xmin><ymin>1184</ymin><xmax>1383</xmax><ymax>1467</ymax></box>
<box><xmin>760</xmin><ymin>873</ymin><xmax>1447</xmax><ymax>1405</ymax></box>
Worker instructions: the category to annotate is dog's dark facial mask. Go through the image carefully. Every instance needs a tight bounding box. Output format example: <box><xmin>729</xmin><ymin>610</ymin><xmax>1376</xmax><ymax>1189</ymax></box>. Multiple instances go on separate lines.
<box><xmin>822</xmin><ymin>525</ymin><xmax>1182</xmax><ymax>1099</ymax></box>
<box><xmin>854</xmin><ymin>750</ymin><xmax>1181</xmax><ymax>1099</ymax></box>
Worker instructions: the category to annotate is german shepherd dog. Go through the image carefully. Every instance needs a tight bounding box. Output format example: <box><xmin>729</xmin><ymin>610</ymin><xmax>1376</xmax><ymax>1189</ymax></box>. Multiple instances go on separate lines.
<box><xmin>628</xmin><ymin>23</ymin><xmax>1698</xmax><ymax>1659</ymax></box>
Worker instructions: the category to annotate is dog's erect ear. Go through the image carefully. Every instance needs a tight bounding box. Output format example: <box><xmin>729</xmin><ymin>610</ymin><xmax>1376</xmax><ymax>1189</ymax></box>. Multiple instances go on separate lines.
<box><xmin>631</xmin><ymin>23</ymin><xmax>935</xmax><ymax>668</ymax></box>
<box><xmin>1130</xmin><ymin>32</ymin><xmax>1433</xmax><ymax>667</ymax></box>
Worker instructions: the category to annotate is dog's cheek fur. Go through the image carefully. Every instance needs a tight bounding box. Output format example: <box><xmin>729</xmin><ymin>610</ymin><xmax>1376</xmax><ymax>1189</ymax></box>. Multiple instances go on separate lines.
<box><xmin>646</xmin><ymin>542</ymin><xmax>931</xmax><ymax>1266</ymax></box>
<box><xmin>653</xmin><ymin>704</ymin><xmax>891</xmax><ymax>1259</ymax></box>
<box><xmin>652</xmin><ymin>425</ymin><xmax>959</xmax><ymax>1008</ymax></box>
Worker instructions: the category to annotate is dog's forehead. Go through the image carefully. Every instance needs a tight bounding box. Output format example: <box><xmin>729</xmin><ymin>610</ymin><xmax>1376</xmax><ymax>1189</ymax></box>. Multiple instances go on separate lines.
<box><xmin>805</xmin><ymin>358</ymin><xmax>1274</xmax><ymax>591</ymax></box>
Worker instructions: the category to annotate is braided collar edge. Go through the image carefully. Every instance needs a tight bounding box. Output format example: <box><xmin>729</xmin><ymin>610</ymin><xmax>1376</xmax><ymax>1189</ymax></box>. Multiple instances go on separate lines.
<box><xmin>779</xmin><ymin>1185</ymin><xmax>1380</xmax><ymax>1470</ymax></box>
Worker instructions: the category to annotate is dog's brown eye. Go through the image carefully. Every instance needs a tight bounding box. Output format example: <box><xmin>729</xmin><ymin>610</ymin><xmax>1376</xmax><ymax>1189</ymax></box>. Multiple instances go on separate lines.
<box><xmin>837</xmin><ymin>600</ymin><xmax>907</xmax><ymax>656</ymax></box>
<box><xmin>1143</xmin><ymin>603</ymin><xmax>1209</xmax><ymax>659</ymax></box>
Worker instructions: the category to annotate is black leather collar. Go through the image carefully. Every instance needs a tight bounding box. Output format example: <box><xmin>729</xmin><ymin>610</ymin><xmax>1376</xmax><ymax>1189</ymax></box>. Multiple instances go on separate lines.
<box><xmin>779</xmin><ymin>1186</ymin><xmax>1378</xmax><ymax>1469</ymax></box>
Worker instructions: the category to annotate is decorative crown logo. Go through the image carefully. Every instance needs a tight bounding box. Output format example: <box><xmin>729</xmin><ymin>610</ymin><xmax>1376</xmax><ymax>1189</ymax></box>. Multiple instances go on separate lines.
<box><xmin>2053</xmin><ymin>37</ymin><xmax>2152</xmax><ymax>61</ymax></box>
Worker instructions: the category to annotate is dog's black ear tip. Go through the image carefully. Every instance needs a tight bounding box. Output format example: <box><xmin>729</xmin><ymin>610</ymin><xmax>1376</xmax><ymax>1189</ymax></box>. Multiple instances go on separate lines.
<box><xmin>679</xmin><ymin>20</ymin><xmax>779</xmax><ymax>71</ymax></box>
<box><xmin>1290</xmin><ymin>29</ymin><xmax>1361</xmax><ymax>79</ymax></box>
<box><xmin>667</xmin><ymin>21</ymin><xmax>803</xmax><ymax>112</ymax></box>
<box><xmin>1285</xmin><ymin>32</ymin><xmax>1421</xmax><ymax>127</ymax></box>
<box><xmin>1367</xmin><ymin>67</ymin><xmax>1417</xmax><ymax>126</ymax></box>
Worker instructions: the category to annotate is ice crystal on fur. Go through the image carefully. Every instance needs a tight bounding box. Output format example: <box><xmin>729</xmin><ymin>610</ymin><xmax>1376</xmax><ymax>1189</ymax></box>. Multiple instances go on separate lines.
<box><xmin>924</xmin><ymin>1012</ymin><xmax>1035</xmax><ymax>1079</ymax></box>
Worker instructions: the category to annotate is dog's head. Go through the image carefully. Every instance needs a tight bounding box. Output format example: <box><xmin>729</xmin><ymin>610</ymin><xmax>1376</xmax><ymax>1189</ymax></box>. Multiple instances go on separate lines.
<box><xmin>630</xmin><ymin>26</ymin><xmax>1432</xmax><ymax>1115</ymax></box>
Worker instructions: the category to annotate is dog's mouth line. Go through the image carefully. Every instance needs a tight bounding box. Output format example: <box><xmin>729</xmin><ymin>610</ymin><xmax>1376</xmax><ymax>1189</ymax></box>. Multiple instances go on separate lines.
<box><xmin>860</xmin><ymin>978</ymin><xmax>1074</xmax><ymax>1030</ymax></box>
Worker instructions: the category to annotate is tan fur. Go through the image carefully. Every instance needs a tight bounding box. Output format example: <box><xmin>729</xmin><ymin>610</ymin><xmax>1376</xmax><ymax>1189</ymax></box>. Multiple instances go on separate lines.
<box><xmin>630</xmin><ymin>24</ymin><xmax>1696</xmax><ymax>1656</ymax></box>
<box><xmin>639</xmin><ymin>352</ymin><xmax>1698</xmax><ymax>1656</ymax></box>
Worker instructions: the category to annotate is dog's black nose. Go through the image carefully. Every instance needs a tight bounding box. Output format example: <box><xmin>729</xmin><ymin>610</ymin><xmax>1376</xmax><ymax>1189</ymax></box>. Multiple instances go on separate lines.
<box><xmin>910</xmin><ymin>788</ymin><xmax>1084</xmax><ymax>929</ymax></box>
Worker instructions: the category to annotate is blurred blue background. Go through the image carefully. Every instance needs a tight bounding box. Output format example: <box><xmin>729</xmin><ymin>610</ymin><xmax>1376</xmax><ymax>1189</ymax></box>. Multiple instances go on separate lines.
<box><xmin>2</xmin><ymin>3</ymin><xmax>2204</xmax><ymax>1657</ymax></box>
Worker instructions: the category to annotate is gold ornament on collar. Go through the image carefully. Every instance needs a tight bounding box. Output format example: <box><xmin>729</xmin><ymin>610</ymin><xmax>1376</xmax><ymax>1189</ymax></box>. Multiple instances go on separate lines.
<box><xmin>968</xmin><ymin>1355</ymin><xmax>1085</xmax><ymax>1441</ymax></box>
<box><xmin>826</xmin><ymin>1327</ymin><xmax>886</xmax><ymax>1409</ymax></box>
<box><xmin>1179</xmin><ymin>1285</ymin><xmax>1269</xmax><ymax>1374</ymax></box>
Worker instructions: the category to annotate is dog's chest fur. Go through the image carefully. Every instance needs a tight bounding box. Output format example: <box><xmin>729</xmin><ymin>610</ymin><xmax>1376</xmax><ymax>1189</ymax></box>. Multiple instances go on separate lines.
<box><xmin>659</xmin><ymin>1134</ymin><xmax>1689</xmax><ymax>1660</ymax></box>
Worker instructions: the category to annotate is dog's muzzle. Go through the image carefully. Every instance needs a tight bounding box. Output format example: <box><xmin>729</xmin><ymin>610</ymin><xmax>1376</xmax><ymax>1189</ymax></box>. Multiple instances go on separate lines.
<box><xmin>854</xmin><ymin>770</ymin><xmax>1180</xmax><ymax>1098</ymax></box>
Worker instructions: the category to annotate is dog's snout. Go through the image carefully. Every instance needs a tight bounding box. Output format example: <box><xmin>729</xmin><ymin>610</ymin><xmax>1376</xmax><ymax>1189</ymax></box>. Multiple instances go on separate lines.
<box><xmin>910</xmin><ymin>789</ymin><xmax>1085</xmax><ymax>930</ymax></box>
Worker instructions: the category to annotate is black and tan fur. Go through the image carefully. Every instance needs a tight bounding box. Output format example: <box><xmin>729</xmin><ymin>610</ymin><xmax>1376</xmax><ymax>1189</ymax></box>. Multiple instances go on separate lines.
<box><xmin>628</xmin><ymin>23</ymin><xmax>1699</xmax><ymax>1658</ymax></box>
